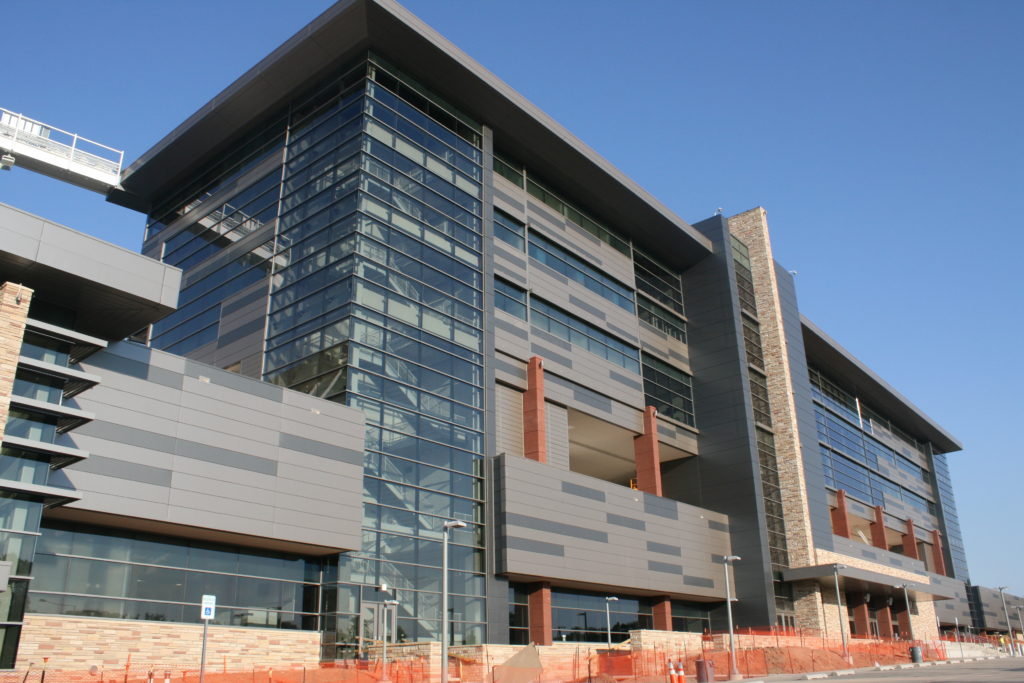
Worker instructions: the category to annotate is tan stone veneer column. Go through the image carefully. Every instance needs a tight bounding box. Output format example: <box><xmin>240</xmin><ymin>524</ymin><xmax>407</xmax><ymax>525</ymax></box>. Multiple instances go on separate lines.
<box><xmin>0</xmin><ymin>282</ymin><xmax>33</xmax><ymax>439</ymax></box>
<box><xmin>728</xmin><ymin>209</ymin><xmax>824</xmax><ymax>629</ymax></box>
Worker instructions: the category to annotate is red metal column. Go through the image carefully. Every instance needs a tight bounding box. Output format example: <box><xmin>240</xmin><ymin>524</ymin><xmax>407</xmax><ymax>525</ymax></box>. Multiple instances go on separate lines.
<box><xmin>877</xmin><ymin>604</ymin><xmax>895</xmax><ymax>638</ymax></box>
<box><xmin>931</xmin><ymin>529</ymin><xmax>948</xmax><ymax>576</ymax></box>
<box><xmin>895</xmin><ymin>603</ymin><xmax>911</xmax><ymax>639</ymax></box>
<box><xmin>830</xmin><ymin>489</ymin><xmax>852</xmax><ymax>538</ymax></box>
<box><xmin>653</xmin><ymin>597</ymin><xmax>673</xmax><ymax>631</ymax></box>
<box><xmin>633</xmin><ymin>406</ymin><xmax>663</xmax><ymax>496</ymax></box>
<box><xmin>527</xmin><ymin>582</ymin><xmax>553</xmax><ymax>645</ymax></box>
<box><xmin>851</xmin><ymin>594</ymin><xmax>870</xmax><ymax>636</ymax></box>
<box><xmin>902</xmin><ymin>520</ymin><xmax>919</xmax><ymax>560</ymax></box>
<box><xmin>523</xmin><ymin>356</ymin><xmax>547</xmax><ymax>463</ymax></box>
<box><xmin>870</xmin><ymin>506</ymin><xmax>888</xmax><ymax>549</ymax></box>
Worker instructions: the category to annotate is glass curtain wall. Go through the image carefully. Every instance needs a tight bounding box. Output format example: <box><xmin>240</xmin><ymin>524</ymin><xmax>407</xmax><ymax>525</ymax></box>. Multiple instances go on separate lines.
<box><xmin>262</xmin><ymin>55</ymin><xmax>487</xmax><ymax>657</ymax></box>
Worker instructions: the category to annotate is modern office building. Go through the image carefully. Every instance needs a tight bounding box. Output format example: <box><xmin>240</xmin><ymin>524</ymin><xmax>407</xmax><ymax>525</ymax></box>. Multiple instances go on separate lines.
<box><xmin>0</xmin><ymin>0</ymin><xmax>986</xmax><ymax>668</ymax></box>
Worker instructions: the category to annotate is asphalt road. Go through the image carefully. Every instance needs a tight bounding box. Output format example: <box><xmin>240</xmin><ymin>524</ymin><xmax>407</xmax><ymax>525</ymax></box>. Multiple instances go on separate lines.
<box><xmin>761</xmin><ymin>657</ymin><xmax>1024</xmax><ymax>682</ymax></box>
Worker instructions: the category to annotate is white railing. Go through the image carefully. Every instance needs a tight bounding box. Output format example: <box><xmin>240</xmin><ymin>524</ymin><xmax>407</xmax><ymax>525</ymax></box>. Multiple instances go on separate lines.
<box><xmin>0</xmin><ymin>107</ymin><xmax>124</xmax><ymax>177</ymax></box>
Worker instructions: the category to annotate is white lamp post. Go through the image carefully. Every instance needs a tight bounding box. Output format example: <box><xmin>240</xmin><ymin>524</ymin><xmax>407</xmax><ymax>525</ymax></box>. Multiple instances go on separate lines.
<box><xmin>832</xmin><ymin>564</ymin><xmax>850</xmax><ymax>661</ymax></box>
<box><xmin>998</xmin><ymin>587</ymin><xmax>1015</xmax><ymax>655</ymax></box>
<box><xmin>441</xmin><ymin>519</ymin><xmax>467</xmax><ymax>683</ymax></box>
<box><xmin>723</xmin><ymin>555</ymin><xmax>742</xmax><ymax>681</ymax></box>
<box><xmin>605</xmin><ymin>597</ymin><xmax>619</xmax><ymax>647</ymax></box>
<box><xmin>1016</xmin><ymin>606</ymin><xmax>1024</xmax><ymax>657</ymax></box>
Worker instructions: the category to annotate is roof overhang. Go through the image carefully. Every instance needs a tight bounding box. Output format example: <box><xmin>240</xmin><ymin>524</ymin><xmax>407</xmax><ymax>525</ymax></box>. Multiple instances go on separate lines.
<box><xmin>801</xmin><ymin>316</ymin><xmax>961</xmax><ymax>454</ymax></box>
<box><xmin>782</xmin><ymin>564</ymin><xmax>953</xmax><ymax>602</ymax></box>
<box><xmin>110</xmin><ymin>0</ymin><xmax>712</xmax><ymax>270</ymax></box>
<box><xmin>0</xmin><ymin>203</ymin><xmax>181</xmax><ymax>340</ymax></box>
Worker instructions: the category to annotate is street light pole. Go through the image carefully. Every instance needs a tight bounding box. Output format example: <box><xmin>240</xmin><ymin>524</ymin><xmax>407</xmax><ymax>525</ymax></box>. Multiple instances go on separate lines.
<box><xmin>723</xmin><ymin>555</ymin><xmax>742</xmax><ymax>681</ymax></box>
<box><xmin>441</xmin><ymin>519</ymin><xmax>467</xmax><ymax>683</ymax></box>
<box><xmin>832</xmin><ymin>564</ymin><xmax>849</xmax><ymax>662</ymax></box>
<box><xmin>1016</xmin><ymin>607</ymin><xmax>1024</xmax><ymax>657</ymax></box>
<box><xmin>997</xmin><ymin>587</ymin><xmax>1015</xmax><ymax>655</ymax></box>
<box><xmin>604</xmin><ymin>597</ymin><xmax>619</xmax><ymax>647</ymax></box>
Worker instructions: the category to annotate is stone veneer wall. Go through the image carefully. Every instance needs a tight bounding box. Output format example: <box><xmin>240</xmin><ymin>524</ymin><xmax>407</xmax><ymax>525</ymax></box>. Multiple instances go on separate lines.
<box><xmin>727</xmin><ymin>211</ymin><xmax>815</xmax><ymax>568</ymax></box>
<box><xmin>17</xmin><ymin>616</ymin><xmax>321</xmax><ymax>670</ymax></box>
<box><xmin>0</xmin><ymin>283</ymin><xmax>33</xmax><ymax>439</ymax></box>
<box><xmin>728</xmin><ymin>209</ymin><xmax>826</xmax><ymax>631</ymax></box>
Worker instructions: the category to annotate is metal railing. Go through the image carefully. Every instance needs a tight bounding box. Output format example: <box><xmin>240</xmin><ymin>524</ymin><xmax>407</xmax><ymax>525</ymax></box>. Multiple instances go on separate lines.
<box><xmin>0</xmin><ymin>107</ymin><xmax>124</xmax><ymax>177</ymax></box>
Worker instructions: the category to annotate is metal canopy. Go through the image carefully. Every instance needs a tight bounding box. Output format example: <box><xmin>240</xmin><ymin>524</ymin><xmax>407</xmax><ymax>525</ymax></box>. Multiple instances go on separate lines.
<box><xmin>782</xmin><ymin>564</ymin><xmax>954</xmax><ymax>602</ymax></box>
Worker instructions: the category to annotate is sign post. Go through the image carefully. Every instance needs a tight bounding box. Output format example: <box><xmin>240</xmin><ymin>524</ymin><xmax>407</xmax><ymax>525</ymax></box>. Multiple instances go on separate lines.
<box><xmin>200</xmin><ymin>595</ymin><xmax>216</xmax><ymax>683</ymax></box>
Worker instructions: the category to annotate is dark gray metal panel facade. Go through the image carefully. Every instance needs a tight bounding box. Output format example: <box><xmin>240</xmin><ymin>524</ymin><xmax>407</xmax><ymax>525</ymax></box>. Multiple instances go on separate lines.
<box><xmin>969</xmin><ymin>586</ymin><xmax>1024</xmax><ymax>631</ymax></box>
<box><xmin>930</xmin><ymin>574</ymin><xmax>974</xmax><ymax>626</ymax></box>
<box><xmin>62</xmin><ymin>341</ymin><xmax>365</xmax><ymax>553</ymax></box>
<box><xmin>773</xmin><ymin>263</ymin><xmax>834</xmax><ymax>554</ymax></box>
<box><xmin>496</xmin><ymin>455</ymin><xmax>731</xmax><ymax>599</ymax></box>
<box><xmin>667</xmin><ymin>215</ymin><xmax>774</xmax><ymax>625</ymax></box>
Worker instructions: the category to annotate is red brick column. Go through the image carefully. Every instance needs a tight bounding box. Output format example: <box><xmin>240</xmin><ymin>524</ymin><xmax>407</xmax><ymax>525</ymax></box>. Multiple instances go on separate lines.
<box><xmin>527</xmin><ymin>582</ymin><xmax>552</xmax><ymax>645</ymax></box>
<box><xmin>0</xmin><ymin>283</ymin><xmax>33</xmax><ymax>440</ymax></box>
<box><xmin>633</xmin><ymin>406</ymin><xmax>663</xmax><ymax>496</ymax></box>
<box><xmin>652</xmin><ymin>597</ymin><xmax>672</xmax><ymax>631</ymax></box>
<box><xmin>902</xmin><ymin>520</ymin><xmax>919</xmax><ymax>560</ymax></box>
<box><xmin>523</xmin><ymin>356</ymin><xmax>547</xmax><ymax>463</ymax></box>
<box><xmin>870</xmin><ymin>506</ymin><xmax>888</xmax><ymax>549</ymax></box>
<box><xmin>930</xmin><ymin>530</ymin><xmax>947</xmax><ymax>576</ymax></box>
<box><xmin>830</xmin><ymin>489</ymin><xmax>852</xmax><ymax>538</ymax></box>
<box><xmin>877</xmin><ymin>604</ymin><xmax>895</xmax><ymax>638</ymax></box>
<box><xmin>851</xmin><ymin>594</ymin><xmax>870</xmax><ymax>636</ymax></box>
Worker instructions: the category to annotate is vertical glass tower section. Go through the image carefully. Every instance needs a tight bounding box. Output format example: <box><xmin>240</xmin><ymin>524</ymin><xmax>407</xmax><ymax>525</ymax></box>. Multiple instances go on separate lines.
<box><xmin>262</xmin><ymin>56</ymin><xmax>486</xmax><ymax>656</ymax></box>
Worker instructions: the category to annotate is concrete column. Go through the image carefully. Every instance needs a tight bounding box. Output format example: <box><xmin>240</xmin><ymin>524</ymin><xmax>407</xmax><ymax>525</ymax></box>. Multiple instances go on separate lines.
<box><xmin>902</xmin><ymin>520</ymin><xmax>919</xmax><ymax>560</ymax></box>
<box><xmin>652</xmin><ymin>597</ymin><xmax>672</xmax><ymax>631</ymax></box>
<box><xmin>930</xmin><ymin>530</ymin><xmax>947</xmax><ymax>576</ymax></box>
<box><xmin>876</xmin><ymin>604</ymin><xmax>895</xmax><ymax>638</ymax></box>
<box><xmin>633</xmin><ymin>406</ymin><xmax>663</xmax><ymax>496</ymax></box>
<box><xmin>527</xmin><ymin>582</ymin><xmax>552</xmax><ymax>645</ymax></box>
<box><xmin>0</xmin><ymin>282</ymin><xmax>34</xmax><ymax>440</ymax></box>
<box><xmin>870</xmin><ymin>506</ymin><xmax>888</xmax><ymax>549</ymax></box>
<box><xmin>523</xmin><ymin>356</ymin><xmax>547</xmax><ymax>463</ymax></box>
<box><xmin>851</xmin><ymin>594</ymin><xmax>870</xmax><ymax>636</ymax></box>
<box><xmin>830</xmin><ymin>489</ymin><xmax>852</xmax><ymax>538</ymax></box>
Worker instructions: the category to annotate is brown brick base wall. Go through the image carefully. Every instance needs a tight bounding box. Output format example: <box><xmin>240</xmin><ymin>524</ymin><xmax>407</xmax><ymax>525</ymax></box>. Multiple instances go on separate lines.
<box><xmin>18</xmin><ymin>616</ymin><xmax>321</xmax><ymax>671</ymax></box>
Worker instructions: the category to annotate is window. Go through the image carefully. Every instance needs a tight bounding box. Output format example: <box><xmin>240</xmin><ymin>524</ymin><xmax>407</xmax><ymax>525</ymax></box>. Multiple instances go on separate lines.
<box><xmin>493</xmin><ymin>209</ymin><xmax>525</xmax><ymax>250</ymax></box>
<box><xmin>637</xmin><ymin>297</ymin><xmax>687</xmax><ymax>343</ymax></box>
<box><xmin>641</xmin><ymin>354</ymin><xmax>695</xmax><ymax>427</ymax></box>
<box><xmin>528</xmin><ymin>231</ymin><xmax>633</xmax><ymax>311</ymax></box>
<box><xmin>494</xmin><ymin>279</ymin><xmax>527</xmax><ymax>320</ymax></box>
<box><xmin>633</xmin><ymin>248</ymin><xmax>685</xmax><ymax>315</ymax></box>
<box><xmin>530</xmin><ymin>298</ymin><xmax>640</xmax><ymax>373</ymax></box>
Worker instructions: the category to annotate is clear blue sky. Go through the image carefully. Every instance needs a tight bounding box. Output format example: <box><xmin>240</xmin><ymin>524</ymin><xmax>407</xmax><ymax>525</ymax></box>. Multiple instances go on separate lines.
<box><xmin>3</xmin><ymin>1</ymin><xmax>1022</xmax><ymax>597</ymax></box>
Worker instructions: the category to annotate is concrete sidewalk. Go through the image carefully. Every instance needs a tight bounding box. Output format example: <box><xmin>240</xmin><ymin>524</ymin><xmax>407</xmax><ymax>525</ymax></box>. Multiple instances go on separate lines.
<box><xmin>731</xmin><ymin>653</ymin><xmax>1013</xmax><ymax>683</ymax></box>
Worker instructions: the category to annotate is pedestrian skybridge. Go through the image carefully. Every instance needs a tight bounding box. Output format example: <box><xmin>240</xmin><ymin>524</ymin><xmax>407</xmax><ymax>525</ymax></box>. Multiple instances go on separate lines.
<box><xmin>0</xmin><ymin>107</ymin><xmax>123</xmax><ymax>193</ymax></box>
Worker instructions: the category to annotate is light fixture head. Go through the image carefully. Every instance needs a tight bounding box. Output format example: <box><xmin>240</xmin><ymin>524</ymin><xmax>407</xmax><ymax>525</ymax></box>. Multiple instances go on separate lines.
<box><xmin>724</xmin><ymin>555</ymin><xmax>741</xmax><ymax>563</ymax></box>
<box><xmin>606</xmin><ymin>596</ymin><xmax>619</xmax><ymax>602</ymax></box>
<box><xmin>0</xmin><ymin>154</ymin><xmax>14</xmax><ymax>170</ymax></box>
<box><xmin>443</xmin><ymin>519</ymin><xmax>467</xmax><ymax>530</ymax></box>
<box><xmin>384</xmin><ymin>599</ymin><xmax>399</xmax><ymax>606</ymax></box>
